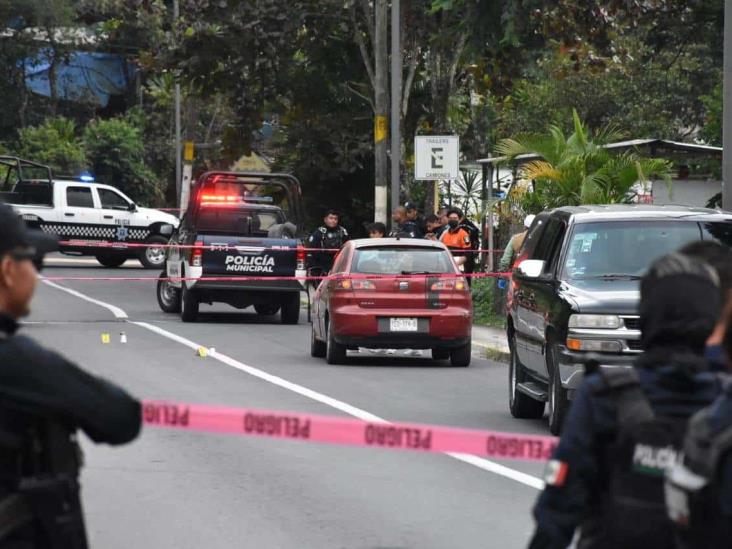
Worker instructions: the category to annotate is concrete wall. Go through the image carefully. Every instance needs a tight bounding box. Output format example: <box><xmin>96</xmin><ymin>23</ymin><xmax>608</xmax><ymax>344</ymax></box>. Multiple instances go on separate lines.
<box><xmin>652</xmin><ymin>179</ymin><xmax>721</xmax><ymax>208</ymax></box>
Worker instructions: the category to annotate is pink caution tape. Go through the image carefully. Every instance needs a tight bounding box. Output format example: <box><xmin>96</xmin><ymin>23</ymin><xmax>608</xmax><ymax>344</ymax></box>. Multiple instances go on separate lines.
<box><xmin>42</xmin><ymin>272</ymin><xmax>512</xmax><ymax>283</ymax></box>
<box><xmin>142</xmin><ymin>401</ymin><xmax>558</xmax><ymax>462</ymax></box>
<box><xmin>57</xmin><ymin>239</ymin><xmax>505</xmax><ymax>254</ymax></box>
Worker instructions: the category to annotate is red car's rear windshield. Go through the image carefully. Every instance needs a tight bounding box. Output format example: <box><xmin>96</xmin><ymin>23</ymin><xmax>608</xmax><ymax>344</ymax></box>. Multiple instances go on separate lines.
<box><xmin>351</xmin><ymin>247</ymin><xmax>454</xmax><ymax>274</ymax></box>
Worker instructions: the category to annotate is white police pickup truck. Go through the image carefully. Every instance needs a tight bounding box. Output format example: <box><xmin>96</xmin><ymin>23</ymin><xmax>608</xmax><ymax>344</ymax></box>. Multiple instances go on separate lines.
<box><xmin>0</xmin><ymin>158</ymin><xmax>178</xmax><ymax>269</ymax></box>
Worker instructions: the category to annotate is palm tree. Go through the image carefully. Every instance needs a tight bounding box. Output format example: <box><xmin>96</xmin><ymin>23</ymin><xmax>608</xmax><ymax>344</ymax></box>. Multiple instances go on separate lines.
<box><xmin>494</xmin><ymin>110</ymin><xmax>672</xmax><ymax>211</ymax></box>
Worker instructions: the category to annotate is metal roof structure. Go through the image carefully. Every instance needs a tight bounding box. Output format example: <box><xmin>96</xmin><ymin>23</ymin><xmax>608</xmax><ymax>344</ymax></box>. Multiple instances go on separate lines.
<box><xmin>473</xmin><ymin>138</ymin><xmax>722</xmax><ymax>166</ymax></box>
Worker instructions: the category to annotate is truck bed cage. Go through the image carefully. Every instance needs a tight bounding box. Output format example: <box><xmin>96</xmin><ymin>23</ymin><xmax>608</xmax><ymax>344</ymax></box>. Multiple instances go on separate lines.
<box><xmin>0</xmin><ymin>156</ymin><xmax>53</xmax><ymax>191</ymax></box>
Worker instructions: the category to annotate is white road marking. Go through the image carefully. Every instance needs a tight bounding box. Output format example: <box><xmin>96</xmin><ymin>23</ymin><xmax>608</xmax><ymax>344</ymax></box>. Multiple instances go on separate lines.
<box><xmin>44</xmin><ymin>257</ymin><xmax>144</xmax><ymax>267</ymax></box>
<box><xmin>44</xmin><ymin>281</ymin><xmax>545</xmax><ymax>490</ymax></box>
<box><xmin>42</xmin><ymin>280</ymin><xmax>128</xmax><ymax>319</ymax></box>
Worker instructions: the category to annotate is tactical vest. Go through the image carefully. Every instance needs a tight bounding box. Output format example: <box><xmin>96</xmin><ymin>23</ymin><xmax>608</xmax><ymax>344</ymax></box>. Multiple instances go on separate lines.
<box><xmin>584</xmin><ymin>368</ymin><xmax>686</xmax><ymax>549</ymax></box>
<box><xmin>665</xmin><ymin>406</ymin><xmax>732</xmax><ymax>548</ymax></box>
<box><xmin>0</xmin><ymin>392</ymin><xmax>87</xmax><ymax>547</ymax></box>
<box><xmin>319</xmin><ymin>226</ymin><xmax>346</xmax><ymax>250</ymax></box>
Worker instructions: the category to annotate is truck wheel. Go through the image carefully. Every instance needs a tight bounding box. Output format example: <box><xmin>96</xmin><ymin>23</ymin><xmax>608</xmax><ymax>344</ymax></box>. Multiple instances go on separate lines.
<box><xmin>139</xmin><ymin>236</ymin><xmax>168</xmax><ymax>269</ymax></box>
<box><xmin>95</xmin><ymin>254</ymin><xmax>127</xmax><ymax>268</ymax></box>
<box><xmin>311</xmin><ymin>324</ymin><xmax>326</xmax><ymax>358</ymax></box>
<box><xmin>326</xmin><ymin>318</ymin><xmax>347</xmax><ymax>364</ymax></box>
<box><xmin>280</xmin><ymin>293</ymin><xmax>300</xmax><ymax>325</ymax></box>
<box><xmin>449</xmin><ymin>340</ymin><xmax>471</xmax><ymax>367</ymax></box>
<box><xmin>254</xmin><ymin>303</ymin><xmax>280</xmax><ymax>316</ymax></box>
<box><xmin>156</xmin><ymin>271</ymin><xmax>181</xmax><ymax>313</ymax></box>
<box><xmin>180</xmin><ymin>285</ymin><xmax>199</xmax><ymax>322</ymax></box>
<box><xmin>509</xmin><ymin>334</ymin><xmax>545</xmax><ymax>419</ymax></box>
<box><xmin>547</xmin><ymin>343</ymin><xmax>570</xmax><ymax>435</ymax></box>
<box><xmin>432</xmin><ymin>348</ymin><xmax>450</xmax><ymax>360</ymax></box>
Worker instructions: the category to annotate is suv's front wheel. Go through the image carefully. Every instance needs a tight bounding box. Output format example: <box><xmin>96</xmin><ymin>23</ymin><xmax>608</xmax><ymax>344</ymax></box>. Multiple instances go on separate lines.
<box><xmin>508</xmin><ymin>333</ymin><xmax>545</xmax><ymax>419</ymax></box>
<box><xmin>547</xmin><ymin>342</ymin><xmax>570</xmax><ymax>435</ymax></box>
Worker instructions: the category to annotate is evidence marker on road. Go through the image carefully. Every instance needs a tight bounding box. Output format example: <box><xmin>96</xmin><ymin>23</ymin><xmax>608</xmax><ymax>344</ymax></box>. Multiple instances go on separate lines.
<box><xmin>101</xmin><ymin>333</ymin><xmax>111</xmax><ymax>344</ymax></box>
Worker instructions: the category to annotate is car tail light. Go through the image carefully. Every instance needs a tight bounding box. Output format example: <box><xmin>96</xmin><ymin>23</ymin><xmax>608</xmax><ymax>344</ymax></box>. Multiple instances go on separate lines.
<box><xmin>297</xmin><ymin>245</ymin><xmax>306</xmax><ymax>271</ymax></box>
<box><xmin>334</xmin><ymin>278</ymin><xmax>375</xmax><ymax>290</ymax></box>
<box><xmin>430</xmin><ymin>278</ymin><xmax>467</xmax><ymax>291</ymax></box>
<box><xmin>190</xmin><ymin>241</ymin><xmax>204</xmax><ymax>267</ymax></box>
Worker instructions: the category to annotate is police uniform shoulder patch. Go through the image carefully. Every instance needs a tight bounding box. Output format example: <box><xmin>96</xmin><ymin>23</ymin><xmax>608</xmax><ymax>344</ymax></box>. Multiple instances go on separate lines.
<box><xmin>544</xmin><ymin>459</ymin><xmax>569</xmax><ymax>486</ymax></box>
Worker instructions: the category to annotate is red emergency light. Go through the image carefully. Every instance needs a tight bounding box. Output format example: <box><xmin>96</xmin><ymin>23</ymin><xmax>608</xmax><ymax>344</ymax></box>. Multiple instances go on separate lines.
<box><xmin>199</xmin><ymin>193</ymin><xmax>243</xmax><ymax>207</ymax></box>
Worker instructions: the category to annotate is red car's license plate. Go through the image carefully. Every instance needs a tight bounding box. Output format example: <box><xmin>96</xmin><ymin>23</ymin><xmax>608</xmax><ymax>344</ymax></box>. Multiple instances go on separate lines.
<box><xmin>389</xmin><ymin>318</ymin><xmax>418</xmax><ymax>332</ymax></box>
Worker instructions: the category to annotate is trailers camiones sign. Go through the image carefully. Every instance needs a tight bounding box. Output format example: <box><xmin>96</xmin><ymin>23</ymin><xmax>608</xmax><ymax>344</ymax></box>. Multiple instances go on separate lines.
<box><xmin>414</xmin><ymin>135</ymin><xmax>459</xmax><ymax>181</ymax></box>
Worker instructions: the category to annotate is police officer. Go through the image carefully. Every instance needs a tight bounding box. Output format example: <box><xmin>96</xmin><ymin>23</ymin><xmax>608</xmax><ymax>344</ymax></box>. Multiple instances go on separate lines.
<box><xmin>306</xmin><ymin>210</ymin><xmax>349</xmax><ymax>274</ymax></box>
<box><xmin>530</xmin><ymin>252</ymin><xmax>723</xmax><ymax>549</ymax></box>
<box><xmin>0</xmin><ymin>203</ymin><xmax>141</xmax><ymax>548</ymax></box>
<box><xmin>404</xmin><ymin>201</ymin><xmax>427</xmax><ymax>237</ymax></box>
<box><xmin>389</xmin><ymin>206</ymin><xmax>420</xmax><ymax>238</ymax></box>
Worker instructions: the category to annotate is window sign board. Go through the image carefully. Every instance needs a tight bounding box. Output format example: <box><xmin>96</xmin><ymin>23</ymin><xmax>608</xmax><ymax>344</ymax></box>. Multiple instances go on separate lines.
<box><xmin>414</xmin><ymin>135</ymin><xmax>459</xmax><ymax>180</ymax></box>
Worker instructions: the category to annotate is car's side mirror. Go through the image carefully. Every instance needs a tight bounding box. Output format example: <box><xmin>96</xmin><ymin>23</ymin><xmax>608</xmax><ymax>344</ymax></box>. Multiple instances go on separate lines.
<box><xmin>159</xmin><ymin>223</ymin><xmax>174</xmax><ymax>236</ymax></box>
<box><xmin>128</xmin><ymin>202</ymin><xmax>137</xmax><ymax>212</ymax></box>
<box><xmin>516</xmin><ymin>259</ymin><xmax>545</xmax><ymax>279</ymax></box>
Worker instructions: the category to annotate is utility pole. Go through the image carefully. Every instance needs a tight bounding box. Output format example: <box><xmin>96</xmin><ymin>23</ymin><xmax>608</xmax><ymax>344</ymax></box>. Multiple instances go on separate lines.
<box><xmin>724</xmin><ymin>0</ymin><xmax>732</xmax><ymax>210</ymax></box>
<box><xmin>390</xmin><ymin>0</ymin><xmax>401</xmax><ymax>219</ymax></box>
<box><xmin>173</xmin><ymin>0</ymin><xmax>182</xmax><ymax>213</ymax></box>
<box><xmin>374</xmin><ymin>0</ymin><xmax>389</xmax><ymax>223</ymax></box>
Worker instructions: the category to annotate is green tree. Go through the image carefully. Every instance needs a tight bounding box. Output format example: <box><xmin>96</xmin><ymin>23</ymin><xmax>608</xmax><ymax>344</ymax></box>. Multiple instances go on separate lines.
<box><xmin>83</xmin><ymin>116</ymin><xmax>161</xmax><ymax>205</ymax></box>
<box><xmin>11</xmin><ymin>117</ymin><xmax>86</xmax><ymax>174</ymax></box>
<box><xmin>495</xmin><ymin>110</ymin><xmax>672</xmax><ymax>212</ymax></box>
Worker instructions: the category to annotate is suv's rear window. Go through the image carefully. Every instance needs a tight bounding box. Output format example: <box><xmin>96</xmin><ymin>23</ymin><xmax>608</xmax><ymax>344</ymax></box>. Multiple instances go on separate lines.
<box><xmin>562</xmin><ymin>220</ymin><xmax>708</xmax><ymax>280</ymax></box>
<box><xmin>352</xmin><ymin>247</ymin><xmax>454</xmax><ymax>274</ymax></box>
<box><xmin>199</xmin><ymin>179</ymin><xmax>294</xmax><ymax>220</ymax></box>
<box><xmin>196</xmin><ymin>208</ymin><xmax>285</xmax><ymax>236</ymax></box>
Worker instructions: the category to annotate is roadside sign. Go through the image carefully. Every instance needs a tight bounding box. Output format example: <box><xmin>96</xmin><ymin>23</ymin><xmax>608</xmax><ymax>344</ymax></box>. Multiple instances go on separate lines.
<box><xmin>414</xmin><ymin>135</ymin><xmax>459</xmax><ymax>180</ymax></box>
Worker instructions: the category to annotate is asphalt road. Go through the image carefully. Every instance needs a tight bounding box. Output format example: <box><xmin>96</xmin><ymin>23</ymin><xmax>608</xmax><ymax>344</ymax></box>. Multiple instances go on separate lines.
<box><xmin>26</xmin><ymin>255</ymin><xmax>552</xmax><ymax>548</ymax></box>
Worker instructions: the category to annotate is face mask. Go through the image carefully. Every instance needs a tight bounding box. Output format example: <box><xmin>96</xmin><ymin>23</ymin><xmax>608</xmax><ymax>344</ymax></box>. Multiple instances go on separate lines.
<box><xmin>448</xmin><ymin>219</ymin><xmax>459</xmax><ymax>229</ymax></box>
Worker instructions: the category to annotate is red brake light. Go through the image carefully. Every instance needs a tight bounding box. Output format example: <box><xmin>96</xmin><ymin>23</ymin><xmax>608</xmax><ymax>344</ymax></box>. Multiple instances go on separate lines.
<box><xmin>335</xmin><ymin>279</ymin><xmax>374</xmax><ymax>290</ymax></box>
<box><xmin>297</xmin><ymin>245</ymin><xmax>306</xmax><ymax>270</ymax></box>
<box><xmin>430</xmin><ymin>278</ymin><xmax>467</xmax><ymax>291</ymax></box>
<box><xmin>190</xmin><ymin>241</ymin><xmax>204</xmax><ymax>266</ymax></box>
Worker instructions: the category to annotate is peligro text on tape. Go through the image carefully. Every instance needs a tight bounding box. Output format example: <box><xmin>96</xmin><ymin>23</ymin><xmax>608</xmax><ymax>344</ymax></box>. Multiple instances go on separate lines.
<box><xmin>142</xmin><ymin>401</ymin><xmax>558</xmax><ymax>462</ymax></box>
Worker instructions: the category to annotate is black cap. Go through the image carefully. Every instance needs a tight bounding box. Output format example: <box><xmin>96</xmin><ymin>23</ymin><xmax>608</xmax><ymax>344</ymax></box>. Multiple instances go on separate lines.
<box><xmin>0</xmin><ymin>203</ymin><xmax>58</xmax><ymax>262</ymax></box>
<box><xmin>639</xmin><ymin>252</ymin><xmax>720</xmax><ymax>353</ymax></box>
<box><xmin>404</xmin><ymin>201</ymin><xmax>417</xmax><ymax>211</ymax></box>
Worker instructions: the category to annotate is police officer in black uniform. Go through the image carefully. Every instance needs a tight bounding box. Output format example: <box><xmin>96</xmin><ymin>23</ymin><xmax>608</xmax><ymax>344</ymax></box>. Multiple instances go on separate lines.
<box><xmin>530</xmin><ymin>252</ymin><xmax>723</xmax><ymax>549</ymax></box>
<box><xmin>306</xmin><ymin>210</ymin><xmax>349</xmax><ymax>275</ymax></box>
<box><xmin>0</xmin><ymin>204</ymin><xmax>141</xmax><ymax>548</ymax></box>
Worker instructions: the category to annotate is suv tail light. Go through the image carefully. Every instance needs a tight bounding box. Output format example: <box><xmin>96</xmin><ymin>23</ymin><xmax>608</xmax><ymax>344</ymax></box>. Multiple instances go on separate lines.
<box><xmin>335</xmin><ymin>278</ymin><xmax>375</xmax><ymax>291</ymax></box>
<box><xmin>297</xmin><ymin>245</ymin><xmax>306</xmax><ymax>271</ymax></box>
<box><xmin>190</xmin><ymin>241</ymin><xmax>204</xmax><ymax>267</ymax></box>
<box><xmin>430</xmin><ymin>278</ymin><xmax>467</xmax><ymax>291</ymax></box>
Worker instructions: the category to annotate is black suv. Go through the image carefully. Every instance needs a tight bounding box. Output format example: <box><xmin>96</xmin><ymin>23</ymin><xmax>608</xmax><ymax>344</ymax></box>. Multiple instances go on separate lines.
<box><xmin>507</xmin><ymin>205</ymin><xmax>732</xmax><ymax>434</ymax></box>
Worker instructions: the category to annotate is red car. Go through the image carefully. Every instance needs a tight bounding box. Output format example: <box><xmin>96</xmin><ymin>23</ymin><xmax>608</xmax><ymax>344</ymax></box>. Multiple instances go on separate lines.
<box><xmin>310</xmin><ymin>238</ymin><xmax>473</xmax><ymax>366</ymax></box>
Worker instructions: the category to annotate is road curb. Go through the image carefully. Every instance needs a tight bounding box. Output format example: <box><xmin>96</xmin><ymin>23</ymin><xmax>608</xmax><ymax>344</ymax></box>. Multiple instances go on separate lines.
<box><xmin>473</xmin><ymin>341</ymin><xmax>510</xmax><ymax>363</ymax></box>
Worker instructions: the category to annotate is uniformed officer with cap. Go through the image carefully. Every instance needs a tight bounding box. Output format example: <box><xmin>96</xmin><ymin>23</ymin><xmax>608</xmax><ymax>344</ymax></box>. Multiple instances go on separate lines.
<box><xmin>404</xmin><ymin>201</ymin><xmax>427</xmax><ymax>237</ymax></box>
<box><xmin>306</xmin><ymin>210</ymin><xmax>349</xmax><ymax>275</ymax></box>
<box><xmin>0</xmin><ymin>203</ymin><xmax>141</xmax><ymax>548</ymax></box>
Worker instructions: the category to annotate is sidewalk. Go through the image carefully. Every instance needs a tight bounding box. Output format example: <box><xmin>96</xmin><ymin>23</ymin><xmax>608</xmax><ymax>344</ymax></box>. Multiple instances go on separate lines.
<box><xmin>472</xmin><ymin>324</ymin><xmax>510</xmax><ymax>363</ymax></box>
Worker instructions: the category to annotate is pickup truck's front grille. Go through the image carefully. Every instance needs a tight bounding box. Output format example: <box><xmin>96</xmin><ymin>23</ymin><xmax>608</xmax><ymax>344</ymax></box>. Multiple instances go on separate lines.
<box><xmin>622</xmin><ymin>316</ymin><xmax>641</xmax><ymax>330</ymax></box>
<box><xmin>626</xmin><ymin>340</ymin><xmax>643</xmax><ymax>351</ymax></box>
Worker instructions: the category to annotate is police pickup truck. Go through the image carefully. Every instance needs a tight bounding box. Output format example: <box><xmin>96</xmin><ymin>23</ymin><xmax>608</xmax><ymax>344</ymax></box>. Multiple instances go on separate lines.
<box><xmin>156</xmin><ymin>171</ymin><xmax>307</xmax><ymax>324</ymax></box>
<box><xmin>0</xmin><ymin>156</ymin><xmax>178</xmax><ymax>269</ymax></box>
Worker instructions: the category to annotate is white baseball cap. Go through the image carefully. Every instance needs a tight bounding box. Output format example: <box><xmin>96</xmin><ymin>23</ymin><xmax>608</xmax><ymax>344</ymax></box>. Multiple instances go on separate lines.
<box><xmin>524</xmin><ymin>214</ymin><xmax>536</xmax><ymax>229</ymax></box>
